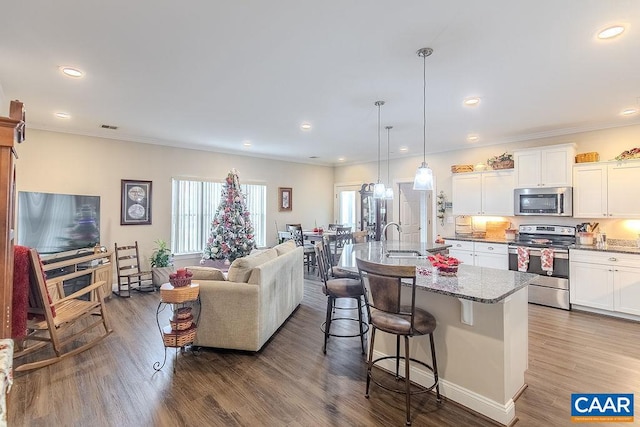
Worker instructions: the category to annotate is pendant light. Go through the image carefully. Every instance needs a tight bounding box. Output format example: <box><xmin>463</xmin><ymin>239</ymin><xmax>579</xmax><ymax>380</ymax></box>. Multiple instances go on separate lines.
<box><xmin>413</xmin><ymin>47</ymin><xmax>434</xmax><ymax>191</ymax></box>
<box><xmin>373</xmin><ymin>100</ymin><xmax>386</xmax><ymax>198</ymax></box>
<box><xmin>384</xmin><ymin>125</ymin><xmax>394</xmax><ymax>200</ymax></box>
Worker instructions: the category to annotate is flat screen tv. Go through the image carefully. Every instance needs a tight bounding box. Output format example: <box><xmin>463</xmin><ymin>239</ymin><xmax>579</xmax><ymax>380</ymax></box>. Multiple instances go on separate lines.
<box><xmin>17</xmin><ymin>191</ymin><xmax>100</xmax><ymax>255</ymax></box>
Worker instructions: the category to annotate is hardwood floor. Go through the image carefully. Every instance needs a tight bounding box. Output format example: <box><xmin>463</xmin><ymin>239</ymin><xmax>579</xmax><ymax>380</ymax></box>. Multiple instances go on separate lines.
<box><xmin>8</xmin><ymin>273</ymin><xmax>640</xmax><ymax>426</ymax></box>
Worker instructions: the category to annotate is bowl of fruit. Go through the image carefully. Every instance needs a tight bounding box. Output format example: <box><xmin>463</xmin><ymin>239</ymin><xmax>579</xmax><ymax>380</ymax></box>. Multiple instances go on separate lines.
<box><xmin>428</xmin><ymin>254</ymin><xmax>461</xmax><ymax>276</ymax></box>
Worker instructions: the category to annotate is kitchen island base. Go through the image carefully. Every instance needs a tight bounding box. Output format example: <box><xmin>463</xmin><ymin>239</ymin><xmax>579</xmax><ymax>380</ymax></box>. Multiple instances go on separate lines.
<box><xmin>368</xmin><ymin>286</ymin><xmax>528</xmax><ymax>426</ymax></box>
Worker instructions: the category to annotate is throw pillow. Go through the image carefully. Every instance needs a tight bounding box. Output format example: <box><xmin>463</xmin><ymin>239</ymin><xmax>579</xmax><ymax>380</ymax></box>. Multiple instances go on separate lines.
<box><xmin>274</xmin><ymin>240</ymin><xmax>297</xmax><ymax>256</ymax></box>
<box><xmin>185</xmin><ymin>266</ymin><xmax>226</xmax><ymax>281</ymax></box>
<box><xmin>227</xmin><ymin>248</ymin><xmax>278</xmax><ymax>283</ymax></box>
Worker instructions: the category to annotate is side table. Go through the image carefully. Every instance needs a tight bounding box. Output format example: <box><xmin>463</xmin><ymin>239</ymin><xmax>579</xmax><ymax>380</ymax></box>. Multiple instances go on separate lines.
<box><xmin>154</xmin><ymin>282</ymin><xmax>200</xmax><ymax>372</ymax></box>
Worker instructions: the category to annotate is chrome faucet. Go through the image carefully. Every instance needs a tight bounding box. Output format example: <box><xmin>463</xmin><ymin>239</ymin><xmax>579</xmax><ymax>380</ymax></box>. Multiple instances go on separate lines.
<box><xmin>381</xmin><ymin>222</ymin><xmax>401</xmax><ymax>241</ymax></box>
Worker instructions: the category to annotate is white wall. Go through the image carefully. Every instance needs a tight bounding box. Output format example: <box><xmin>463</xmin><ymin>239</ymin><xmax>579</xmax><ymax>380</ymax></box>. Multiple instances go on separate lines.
<box><xmin>335</xmin><ymin>124</ymin><xmax>640</xmax><ymax>240</ymax></box>
<box><xmin>14</xmin><ymin>129</ymin><xmax>334</xmax><ymax>268</ymax></box>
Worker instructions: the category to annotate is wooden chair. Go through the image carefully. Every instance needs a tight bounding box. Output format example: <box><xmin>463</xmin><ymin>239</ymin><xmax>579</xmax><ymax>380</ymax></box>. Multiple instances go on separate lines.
<box><xmin>114</xmin><ymin>241</ymin><xmax>154</xmax><ymax>297</ymax></box>
<box><xmin>13</xmin><ymin>248</ymin><xmax>112</xmax><ymax>372</ymax></box>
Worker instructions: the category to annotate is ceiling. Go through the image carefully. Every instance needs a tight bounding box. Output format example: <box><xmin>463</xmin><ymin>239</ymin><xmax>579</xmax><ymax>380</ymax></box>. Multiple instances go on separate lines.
<box><xmin>1</xmin><ymin>1</ymin><xmax>639</xmax><ymax>166</ymax></box>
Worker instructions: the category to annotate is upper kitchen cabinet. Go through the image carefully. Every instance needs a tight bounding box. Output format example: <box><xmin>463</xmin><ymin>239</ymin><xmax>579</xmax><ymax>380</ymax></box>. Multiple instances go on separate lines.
<box><xmin>513</xmin><ymin>144</ymin><xmax>576</xmax><ymax>188</ymax></box>
<box><xmin>573</xmin><ymin>160</ymin><xmax>640</xmax><ymax>218</ymax></box>
<box><xmin>452</xmin><ymin>170</ymin><xmax>514</xmax><ymax>216</ymax></box>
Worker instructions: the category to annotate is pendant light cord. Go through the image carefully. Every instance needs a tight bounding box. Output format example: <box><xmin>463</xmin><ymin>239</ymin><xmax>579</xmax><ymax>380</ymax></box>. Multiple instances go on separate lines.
<box><xmin>386</xmin><ymin>126</ymin><xmax>392</xmax><ymax>186</ymax></box>
<box><xmin>422</xmin><ymin>52</ymin><xmax>427</xmax><ymax>164</ymax></box>
<box><xmin>377</xmin><ymin>102</ymin><xmax>381</xmax><ymax>183</ymax></box>
<box><xmin>374</xmin><ymin>100</ymin><xmax>385</xmax><ymax>184</ymax></box>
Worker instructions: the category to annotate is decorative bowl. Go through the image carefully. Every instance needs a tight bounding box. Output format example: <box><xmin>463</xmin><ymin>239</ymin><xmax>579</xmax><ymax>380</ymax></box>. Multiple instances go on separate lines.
<box><xmin>169</xmin><ymin>277</ymin><xmax>192</xmax><ymax>288</ymax></box>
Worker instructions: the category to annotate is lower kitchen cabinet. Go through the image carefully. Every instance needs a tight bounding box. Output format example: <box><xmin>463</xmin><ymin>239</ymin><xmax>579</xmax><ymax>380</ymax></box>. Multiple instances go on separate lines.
<box><xmin>570</xmin><ymin>249</ymin><xmax>640</xmax><ymax>319</ymax></box>
<box><xmin>445</xmin><ymin>239</ymin><xmax>508</xmax><ymax>270</ymax></box>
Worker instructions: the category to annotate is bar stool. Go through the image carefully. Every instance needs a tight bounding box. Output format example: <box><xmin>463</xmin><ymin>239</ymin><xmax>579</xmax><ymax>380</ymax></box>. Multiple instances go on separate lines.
<box><xmin>356</xmin><ymin>258</ymin><xmax>441</xmax><ymax>426</ymax></box>
<box><xmin>315</xmin><ymin>242</ymin><xmax>368</xmax><ymax>354</ymax></box>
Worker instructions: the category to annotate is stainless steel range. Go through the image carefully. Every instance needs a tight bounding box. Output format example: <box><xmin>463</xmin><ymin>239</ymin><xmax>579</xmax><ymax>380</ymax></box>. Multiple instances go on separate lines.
<box><xmin>507</xmin><ymin>224</ymin><xmax>576</xmax><ymax>310</ymax></box>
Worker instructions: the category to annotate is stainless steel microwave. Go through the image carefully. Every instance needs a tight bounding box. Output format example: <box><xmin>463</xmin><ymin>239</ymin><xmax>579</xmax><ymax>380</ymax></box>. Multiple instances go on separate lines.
<box><xmin>514</xmin><ymin>187</ymin><xmax>573</xmax><ymax>216</ymax></box>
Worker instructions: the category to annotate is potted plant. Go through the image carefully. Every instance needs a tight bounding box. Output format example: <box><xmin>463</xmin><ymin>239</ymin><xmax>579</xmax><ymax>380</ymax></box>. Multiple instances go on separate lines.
<box><xmin>150</xmin><ymin>239</ymin><xmax>174</xmax><ymax>287</ymax></box>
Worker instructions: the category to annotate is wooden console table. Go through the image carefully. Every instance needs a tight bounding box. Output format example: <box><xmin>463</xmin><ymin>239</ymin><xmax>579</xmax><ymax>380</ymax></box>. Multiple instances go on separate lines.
<box><xmin>41</xmin><ymin>251</ymin><xmax>114</xmax><ymax>300</ymax></box>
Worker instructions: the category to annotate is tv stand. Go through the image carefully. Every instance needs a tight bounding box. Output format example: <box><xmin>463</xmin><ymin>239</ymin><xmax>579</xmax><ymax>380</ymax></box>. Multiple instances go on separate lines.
<box><xmin>42</xmin><ymin>251</ymin><xmax>114</xmax><ymax>300</ymax></box>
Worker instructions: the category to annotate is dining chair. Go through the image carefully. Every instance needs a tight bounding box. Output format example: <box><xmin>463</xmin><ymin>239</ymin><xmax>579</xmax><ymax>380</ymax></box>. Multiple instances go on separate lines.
<box><xmin>328</xmin><ymin>223</ymin><xmax>342</xmax><ymax>231</ymax></box>
<box><xmin>286</xmin><ymin>224</ymin><xmax>316</xmax><ymax>271</ymax></box>
<box><xmin>330</xmin><ymin>226</ymin><xmax>353</xmax><ymax>266</ymax></box>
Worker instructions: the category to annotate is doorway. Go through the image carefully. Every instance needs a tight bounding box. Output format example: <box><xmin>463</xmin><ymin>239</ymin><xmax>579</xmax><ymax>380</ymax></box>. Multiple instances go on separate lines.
<box><xmin>392</xmin><ymin>181</ymin><xmax>434</xmax><ymax>244</ymax></box>
<box><xmin>333</xmin><ymin>183</ymin><xmax>361</xmax><ymax>231</ymax></box>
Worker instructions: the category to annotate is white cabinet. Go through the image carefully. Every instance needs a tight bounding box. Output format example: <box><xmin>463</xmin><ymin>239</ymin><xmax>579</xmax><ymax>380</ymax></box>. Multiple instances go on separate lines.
<box><xmin>452</xmin><ymin>170</ymin><xmax>513</xmax><ymax>216</ymax></box>
<box><xmin>514</xmin><ymin>144</ymin><xmax>576</xmax><ymax>188</ymax></box>
<box><xmin>445</xmin><ymin>239</ymin><xmax>508</xmax><ymax>270</ymax></box>
<box><xmin>607</xmin><ymin>162</ymin><xmax>640</xmax><ymax>218</ymax></box>
<box><xmin>474</xmin><ymin>242</ymin><xmax>509</xmax><ymax>270</ymax></box>
<box><xmin>570</xmin><ymin>249</ymin><xmax>640</xmax><ymax>318</ymax></box>
<box><xmin>446</xmin><ymin>239</ymin><xmax>475</xmax><ymax>266</ymax></box>
<box><xmin>573</xmin><ymin>160</ymin><xmax>640</xmax><ymax>218</ymax></box>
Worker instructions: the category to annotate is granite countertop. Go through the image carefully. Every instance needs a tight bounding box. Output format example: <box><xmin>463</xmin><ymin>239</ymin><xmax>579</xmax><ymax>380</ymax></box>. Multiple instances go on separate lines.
<box><xmin>571</xmin><ymin>243</ymin><xmax>640</xmax><ymax>255</ymax></box>
<box><xmin>339</xmin><ymin>242</ymin><xmax>537</xmax><ymax>304</ymax></box>
<box><xmin>443</xmin><ymin>235</ymin><xmax>511</xmax><ymax>245</ymax></box>
<box><xmin>446</xmin><ymin>236</ymin><xmax>640</xmax><ymax>254</ymax></box>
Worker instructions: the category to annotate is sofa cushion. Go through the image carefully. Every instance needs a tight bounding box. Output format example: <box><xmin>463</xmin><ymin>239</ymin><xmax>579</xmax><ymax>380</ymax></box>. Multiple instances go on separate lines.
<box><xmin>186</xmin><ymin>266</ymin><xmax>226</xmax><ymax>281</ymax></box>
<box><xmin>274</xmin><ymin>240</ymin><xmax>297</xmax><ymax>256</ymax></box>
<box><xmin>227</xmin><ymin>248</ymin><xmax>278</xmax><ymax>283</ymax></box>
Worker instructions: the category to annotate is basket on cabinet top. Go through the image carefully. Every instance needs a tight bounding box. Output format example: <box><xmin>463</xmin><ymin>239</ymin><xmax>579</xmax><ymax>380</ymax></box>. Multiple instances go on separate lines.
<box><xmin>575</xmin><ymin>152</ymin><xmax>599</xmax><ymax>163</ymax></box>
<box><xmin>490</xmin><ymin>160</ymin><xmax>514</xmax><ymax>170</ymax></box>
<box><xmin>451</xmin><ymin>164</ymin><xmax>474</xmax><ymax>173</ymax></box>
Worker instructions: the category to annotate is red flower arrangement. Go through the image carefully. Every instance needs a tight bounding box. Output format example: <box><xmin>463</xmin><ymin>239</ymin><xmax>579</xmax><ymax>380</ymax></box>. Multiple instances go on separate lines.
<box><xmin>428</xmin><ymin>254</ymin><xmax>461</xmax><ymax>276</ymax></box>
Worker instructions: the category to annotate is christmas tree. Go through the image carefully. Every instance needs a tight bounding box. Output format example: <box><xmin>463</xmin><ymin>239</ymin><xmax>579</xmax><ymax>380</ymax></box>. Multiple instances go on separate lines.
<box><xmin>202</xmin><ymin>169</ymin><xmax>256</xmax><ymax>263</ymax></box>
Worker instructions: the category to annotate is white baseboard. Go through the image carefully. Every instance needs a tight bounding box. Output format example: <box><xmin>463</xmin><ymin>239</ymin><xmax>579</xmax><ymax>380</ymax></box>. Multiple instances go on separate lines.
<box><xmin>372</xmin><ymin>349</ymin><xmax>516</xmax><ymax>426</ymax></box>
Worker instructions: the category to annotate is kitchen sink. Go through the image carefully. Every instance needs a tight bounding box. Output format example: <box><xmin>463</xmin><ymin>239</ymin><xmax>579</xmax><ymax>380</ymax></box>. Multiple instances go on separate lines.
<box><xmin>385</xmin><ymin>249</ymin><xmax>423</xmax><ymax>258</ymax></box>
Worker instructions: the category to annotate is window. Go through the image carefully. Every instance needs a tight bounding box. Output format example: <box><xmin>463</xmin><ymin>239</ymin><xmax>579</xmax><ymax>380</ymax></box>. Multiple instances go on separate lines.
<box><xmin>171</xmin><ymin>178</ymin><xmax>266</xmax><ymax>255</ymax></box>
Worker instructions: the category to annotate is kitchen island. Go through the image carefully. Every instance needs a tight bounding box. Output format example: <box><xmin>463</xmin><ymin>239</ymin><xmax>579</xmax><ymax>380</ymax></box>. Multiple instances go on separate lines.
<box><xmin>338</xmin><ymin>241</ymin><xmax>537</xmax><ymax>426</ymax></box>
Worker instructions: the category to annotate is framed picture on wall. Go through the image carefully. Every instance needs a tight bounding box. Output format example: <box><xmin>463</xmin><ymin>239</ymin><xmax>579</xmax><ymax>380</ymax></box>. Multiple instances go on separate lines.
<box><xmin>121</xmin><ymin>179</ymin><xmax>152</xmax><ymax>225</ymax></box>
<box><xmin>278</xmin><ymin>187</ymin><xmax>292</xmax><ymax>212</ymax></box>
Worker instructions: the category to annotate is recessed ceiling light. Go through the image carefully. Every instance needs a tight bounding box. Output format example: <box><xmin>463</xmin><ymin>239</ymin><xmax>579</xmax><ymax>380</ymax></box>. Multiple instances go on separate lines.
<box><xmin>621</xmin><ymin>108</ymin><xmax>638</xmax><ymax>116</ymax></box>
<box><xmin>243</xmin><ymin>141</ymin><xmax>252</xmax><ymax>147</ymax></box>
<box><xmin>55</xmin><ymin>112</ymin><xmax>71</xmax><ymax>119</ymax></box>
<box><xmin>337</xmin><ymin>157</ymin><xmax>345</xmax><ymax>162</ymax></box>
<box><xmin>467</xmin><ymin>134</ymin><xmax>480</xmax><ymax>142</ymax></box>
<box><xmin>300</xmin><ymin>122</ymin><xmax>312</xmax><ymax>130</ymax></box>
<box><xmin>463</xmin><ymin>97</ymin><xmax>481</xmax><ymax>107</ymax></box>
<box><xmin>597</xmin><ymin>25</ymin><xmax>625</xmax><ymax>39</ymax></box>
<box><xmin>59</xmin><ymin>66</ymin><xmax>84</xmax><ymax>78</ymax></box>
<box><xmin>398</xmin><ymin>146</ymin><xmax>408</xmax><ymax>152</ymax></box>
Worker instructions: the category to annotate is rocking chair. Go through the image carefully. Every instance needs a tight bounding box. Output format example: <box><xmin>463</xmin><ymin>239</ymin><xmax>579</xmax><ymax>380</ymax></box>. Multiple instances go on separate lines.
<box><xmin>13</xmin><ymin>248</ymin><xmax>112</xmax><ymax>372</ymax></box>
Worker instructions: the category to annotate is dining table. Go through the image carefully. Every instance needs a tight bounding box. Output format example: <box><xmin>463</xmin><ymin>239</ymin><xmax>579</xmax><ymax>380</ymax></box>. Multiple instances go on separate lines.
<box><xmin>302</xmin><ymin>230</ymin><xmax>336</xmax><ymax>244</ymax></box>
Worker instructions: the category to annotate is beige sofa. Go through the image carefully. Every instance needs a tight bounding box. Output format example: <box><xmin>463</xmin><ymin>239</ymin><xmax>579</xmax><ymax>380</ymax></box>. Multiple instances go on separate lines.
<box><xmin>186</xmin><ymin>241</ymin><xmax>304</xmax><ymax>351</ymax></box>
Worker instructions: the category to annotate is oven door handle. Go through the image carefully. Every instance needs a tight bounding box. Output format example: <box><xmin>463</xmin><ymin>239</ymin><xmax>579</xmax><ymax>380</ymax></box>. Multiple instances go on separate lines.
<box><xmin>508</xmin><ymin>247</ymin><xmax>569</xmax><ymax>259</ymax></box>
